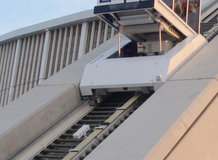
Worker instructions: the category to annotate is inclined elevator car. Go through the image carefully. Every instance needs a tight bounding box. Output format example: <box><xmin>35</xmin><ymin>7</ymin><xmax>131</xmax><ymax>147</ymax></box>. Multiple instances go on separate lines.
<box><xmin>80</xmin><ymin>0</ymin><xmax>203</xmax><ymax>103</ymax></box>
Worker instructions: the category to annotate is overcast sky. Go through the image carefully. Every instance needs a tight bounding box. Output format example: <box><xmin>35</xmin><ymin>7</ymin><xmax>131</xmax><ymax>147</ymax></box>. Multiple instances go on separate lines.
<box><xmin>0</xmin><ymin>0</ymin><xmax>96</xmax><ymax>36</ymax></box>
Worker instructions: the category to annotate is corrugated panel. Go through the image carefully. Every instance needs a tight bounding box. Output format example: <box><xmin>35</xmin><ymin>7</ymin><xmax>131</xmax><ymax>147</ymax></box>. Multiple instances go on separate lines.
<box><xmin>0</xmin><ymin>41</ymin><xmax>17</xmax><ymax>106</ymax></box>
<box><xmin>12</xmin><ymin>33</ymin><xmax>45</xmax><ymax>101</ymax></box>
<box><xmin>45</xmin><ymin>24</ymin><xmax>82</xmax><ymax>78</ymax></box>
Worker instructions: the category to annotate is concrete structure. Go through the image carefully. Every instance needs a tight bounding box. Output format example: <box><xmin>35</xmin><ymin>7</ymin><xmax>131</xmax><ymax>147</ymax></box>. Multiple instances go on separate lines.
<box><xmin>0</xmin><ymin>0</ymin><xmax>217</xmax><ymax>160</ymax></box>
<box><xmin>85</xmin><ymin>35</ymin><xmax>218</xmax><ymax>160</ymax></box>
<box><xmin>0</xmin><ymin>35</ymin><xmax>126</xmax><ymax>160</ymax></box>
<box><xmin>0</xmin><ymin>10</ymin><xmax>117</xmax><ymax>107</ymax></box>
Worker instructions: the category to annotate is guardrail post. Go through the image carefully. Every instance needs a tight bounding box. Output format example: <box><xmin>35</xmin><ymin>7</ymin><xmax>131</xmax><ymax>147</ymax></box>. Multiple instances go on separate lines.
<box><xmin>78</xmin><ymin>22</ymin><xmax>89</xmax><ymax>59</ymax></box>
<box><xmin>39</xmin><ymin>30</ymin><xmax>51</xmax><ymax>84</ymax></box>
<box><xmin>8</xmin><ymin>39</ymin><xmax>22</xmax><ymax>103</ymax></box>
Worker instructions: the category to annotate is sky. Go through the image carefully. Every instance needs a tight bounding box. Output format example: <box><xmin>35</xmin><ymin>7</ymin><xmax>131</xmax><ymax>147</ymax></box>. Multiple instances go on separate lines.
<box><xmin>0</xmin><ymin>0</ymin><xmax>210</xmax><ymax>36</ymax></box>
<box><xmin>0</xmin><ymin>0</ymin><xmax>96</xmax><ymax>36</ymax></box>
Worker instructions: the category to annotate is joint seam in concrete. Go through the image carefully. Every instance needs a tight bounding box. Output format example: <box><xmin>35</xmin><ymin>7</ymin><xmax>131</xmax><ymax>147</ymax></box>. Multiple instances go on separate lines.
<box><xmin>164</xmin><ymin>93</ymin><xmax>218</xmax><ymax>159</ymax></box>
<box><xmin>169</xmin><ymin>77</ymin><xmax>215</xmax><ymax>82</ymax></box>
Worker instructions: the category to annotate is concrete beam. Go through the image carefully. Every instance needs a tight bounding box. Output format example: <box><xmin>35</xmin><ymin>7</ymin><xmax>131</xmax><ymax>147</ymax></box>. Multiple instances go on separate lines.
<box><xmin>39</xmin><ymin>31</ymin><xmax>51</xmax><ymax>83</ymax></box>
<box><xmin>78</xmin><ymin>22</ymin><xmax>89</xmax><ymax>59</ymax></box>
<box><xmin>8</xmin><ymin>39</ymin><xmax>22</xmax><ymax>102</ymax></box>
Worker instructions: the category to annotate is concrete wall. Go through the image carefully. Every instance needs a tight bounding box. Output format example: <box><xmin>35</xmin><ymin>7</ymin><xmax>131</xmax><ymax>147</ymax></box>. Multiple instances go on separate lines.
<box><xmin>166</xmin><ymin>94</ymin><xmax>218</xmax><ymax>160</ymax></box>
<box><xmin>144</xmin><ymin>78</ymin><xmax>218</xmax><ymax>160</ymax></box>
<box><xmin>0</xmin><ymin>10</ymin><xmax>117</xmax><ymax>107</ymax></box>
<box><xmin>143</xmin><ymin>35</ymin><xmax>218</xmax><ymax>160</ymax></box>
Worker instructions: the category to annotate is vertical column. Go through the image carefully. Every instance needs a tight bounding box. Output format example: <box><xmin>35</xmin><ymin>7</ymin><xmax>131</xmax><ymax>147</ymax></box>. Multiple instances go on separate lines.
<box><xmin>60</xmin><ymin>27</ymin><xmax>68</xmax><ymax>69</ymax></box>
<box><xmin>48</xmin><ymin>30</ymin><xmax>57</xmax><ymax>76</ymax></box>
<box><xmin>24</xmin><ymin>36</ymin><xmax>35</xmax><ymax>93</ymax></box>
<box><xmin>159</xmin><ymin>24</ymin><xmax>163</xmax><ymax>55</ymax></box>
<box><xmin>72</xmin><ymin>25</ymin><xmax>79</xmax><ymax>61</ymax></box>
<box><xmin>8</xmin><ymin>39</ymin><xmax>22</xmax><ymax>102</ymax></box>
<box><xmin>66</xmin><ymin>26</ymin><xmax>74</xmax><ymax>66</ymax></box>
<box><xmin>54</xmin><ymin>29</ymin><xmax>63</xmax><ymax>73</ymax></box>
<box><xmin>15</xmin><ymin>38</ymin><xmax>26</xmax><ymax>99</ymax></box>
<box><xmin>111</xmin><ymin>27</ymin><xmax>115</xmax><ymax>38</ymax></box>
<box><xmin>172</xmin><ymin>0</ymin><xmax>175</xmax><ymax>11</ymax></box>
<box><xmin>104</xmin><ymin>24</ymin><xmax>109</xmax><ymax>42</ymax></box>
<box><xmin>186</xmin><ymin>0</ymin><xmax>190</xmax><ymax>23</ymax></box>
<box><xmin>30</xmin><ymin>35</ymin><xmax>40</xmax><ymax>89</ymax></box>
<box><xmin>78</xmin><ymin>22</ymin><xmax>89</xmax><ymax>59</ymax></box>
<box><xmin>0</xmin><ymin>45</ymin><xmax>6</xmax><ymax>86</ymax></box>
<box><xmin>39</xmin><ymin>30</ymin><xmax>51</xmax><ymax>84</ymax></box>
<box><xmin>3</xmin><ymin>42</ymin><xmax>14</xmax><ymax>106</ymax></box>
<box><xmin>19</xmin><ymin>37</ymin><xmax>31</xmax><ymax>96</ymax></box>
<box><xmin>198</xmin><ymin>0</ymin><xmax>202</xmax><ymax>34</ymax></box>
<box><xmin>0</xmin><ymin>45</ymin><xmax>6</xmax><ymax>88</ymax></box>
<box><xmin>6</xmin><ymin>42</ymin><xmax>17</xmax><ymax>103</ymax></box>
<box><xmin>96</xmin><ymin>21</ymin><xmax>102</xmax><ymax>46</ymax></box>
<box><xmin>89</xmin><ymin>21</ymin><xmax>96</xmax><ymax>52</ymax></box>
<box><xmin>118</xmin><ymin>27</ymin><xmax>121</xmax><ymax>57</ymax></box>
<box><xmin>0</xmin><ymin>45</ymin><xmax>6</xmax><ymax>107</ymax></box>
<box><xmin>0</xmin><ymin>43</ymin><xmax>10</xmax><ymax>107</ymax></box>
<box><xmin>0</xmin><ymin>45</ymin><xmax>3</xmax><ymax>72</ymax></box>
<box><xmin>34</xmin><ymin>33</ymin><xmax>45</xmax><ymax>86</ymax></box>
<box><xmin>0</xmin><ymin>45</ymin><xmax>3</xmax><ymax>106</ymax></box>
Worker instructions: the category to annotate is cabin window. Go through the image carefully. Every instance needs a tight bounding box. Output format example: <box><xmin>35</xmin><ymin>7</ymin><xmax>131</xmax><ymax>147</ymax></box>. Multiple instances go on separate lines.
<box><xmin>100</xmin><ymin>0</ymin><xmax>111</xmax><ymax>3</ymax></box>
<box><xmin>188</xmin><ymin>0</ymin><xmax>200</xmax><ymax>33</ymax></box>
<box><xmin>163</xmin><ymin>0</ymin><xmax>173</xmax><ymax>8</ymax></box>
<box><xmin>162</xmin><ymin>0</ymin><xmax>200</xmax><ymax>33</ymax></box>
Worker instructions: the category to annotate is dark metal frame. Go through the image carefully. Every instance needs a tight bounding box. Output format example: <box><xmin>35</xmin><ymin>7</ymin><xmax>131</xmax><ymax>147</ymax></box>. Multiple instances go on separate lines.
<box><xmin>100</xmin><ymin>0</ymin><xmax>111</xmax><ymax>3</ymax></box>
<box><xmin>94</xmin><ymin>1</ymin><xmax>154</xmax><ymax>14</ymax></box>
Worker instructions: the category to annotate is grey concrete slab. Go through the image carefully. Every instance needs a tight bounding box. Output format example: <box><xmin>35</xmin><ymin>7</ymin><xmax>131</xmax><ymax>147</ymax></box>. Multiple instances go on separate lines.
<box><xmin>0</xmin><ymin>35</ymin><xmax>128</xmax><ymax>160</ymax></box>
<box><xmin>0</xmin><ymin>85</ymin><xmax>79</xmax><ymax>160</ymax></box>
<box><xmin>0</xmin><ymin>85</ymin><xmax>76</xmax><ymax>135</ymax></box>
<box><xmin>171</xmin><ymin>35</ymin><xmax>218</xmax><ymax>80</ymax></box>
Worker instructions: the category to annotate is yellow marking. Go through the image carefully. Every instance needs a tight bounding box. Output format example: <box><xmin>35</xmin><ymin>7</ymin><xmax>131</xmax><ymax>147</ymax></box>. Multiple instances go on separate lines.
<box><xmin>62</xmin><ymin>125</ymin><xmax>107</xmax><ymax>160</ymax></box>
<box><xmin>62</xmin><ymin>152</ymin><xmax>78</xmax><ymax>160</ymax></box>
<box><xmin>105</xmin><ymin>110</ymin><xmax>124</xmax><ymax>123</ymax></box>
<box><xmin>119</xmin><ymin>94</ymin><xmax>140</xmax><ymax>110</ymax></box>
<box><xmin>75</xmin><ymin>127</ymin><xmax>105</xmax><ymax>151</ymax></box>
<box><xmin>105</xmin><ymin>94</ymin><xmax>140</xmax><ymax>123</ymax></box>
